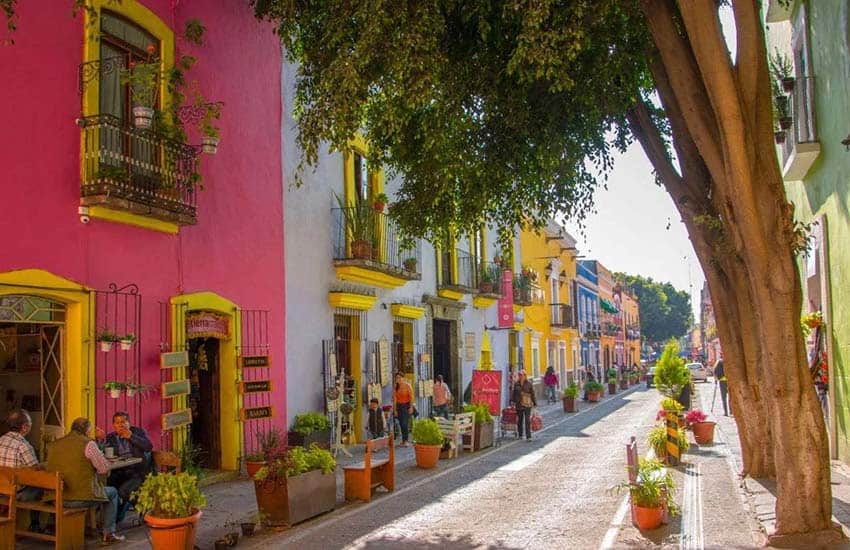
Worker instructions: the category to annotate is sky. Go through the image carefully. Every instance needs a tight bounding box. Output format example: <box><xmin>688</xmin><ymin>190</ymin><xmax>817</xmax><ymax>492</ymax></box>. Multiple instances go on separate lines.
<box><xmin>563</xmin><ymin>144</ymin><xmax>705</xmax><ymax>321</ymax></box>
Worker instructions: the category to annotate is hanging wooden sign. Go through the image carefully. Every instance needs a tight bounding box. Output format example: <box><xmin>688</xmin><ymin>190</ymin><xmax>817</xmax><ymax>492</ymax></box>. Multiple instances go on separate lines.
<box><xmin>161</xmin><ymin>379</ymin><xmax>191</xmax><ymax>398</ymax></box>
<box><xmin>161</xmin><ymin>409</ymin><xmax>192</xmax><ymax>431</ymax></box>
<box><xmin>239</xmin><ymin>355</ymin><xmax>271</xmax><ymax>368</ymax></box>
<box><xmin>241</xmin><ymin>406</ymin><xmax>274</xmax><ymax>421</ymax></box>
<box><xmin>160</xmin><ymin>351</ymin><xmax>189</xmax><ymax>369</ymax></box>
<box><xmin>241</xmin><ymin>380</ymin><xmax>272</xmax><ymax>393</ymax></box>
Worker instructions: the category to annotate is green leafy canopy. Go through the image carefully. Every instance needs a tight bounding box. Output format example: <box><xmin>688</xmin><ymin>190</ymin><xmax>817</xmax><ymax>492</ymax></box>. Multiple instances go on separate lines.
<box><xmin>252</xmin><ymin>0</ymin><xmax>654</xmax><ymax>244</ymax></box>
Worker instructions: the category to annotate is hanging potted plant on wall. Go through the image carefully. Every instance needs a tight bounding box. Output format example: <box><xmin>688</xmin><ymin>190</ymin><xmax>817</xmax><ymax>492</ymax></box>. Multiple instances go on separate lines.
<box><xmin>103</xmin><ymin>381</ymin><xmax>125</xmax><ymax>399</ymax></box>
<box><xmin>119</xmin><ymin>333</ymin><xmax>137</xmax><ymax>351</ymax></box>
<box><xmin>198</xmin><ymin>100</ymin><xmax>223</xmax><ymax>155</ymax></box>
<box><xmin>120</xmin><ymin>44</ymin><xmax>161</xmax><ymax>130</ymax></box>
<box><xmin>97</xmin><ymin>330</ymin><xmax>119</xmax><ymax>352</ymax></box>
<box><xmin>134</xmin><ymin>472</ymin><xmax>206</xmax><ymax>550</ymax></box>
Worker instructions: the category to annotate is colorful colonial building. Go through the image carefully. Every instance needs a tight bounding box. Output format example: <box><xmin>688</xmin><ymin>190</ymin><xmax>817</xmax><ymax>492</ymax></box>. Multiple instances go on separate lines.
<box><xmin>0</xmin><ymin>1</ymin><xmax>285</xmax><ymax>473</ymax></box>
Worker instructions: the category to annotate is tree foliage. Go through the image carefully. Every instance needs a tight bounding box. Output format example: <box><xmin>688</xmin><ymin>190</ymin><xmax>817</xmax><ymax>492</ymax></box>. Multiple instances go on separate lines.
<box><xmin>653</xmin><ymin>340</ymin><xmax>689</xmax><ymax>399</ymax></box>
<box><xmin>616</xmin><ymin>273</ymin><xmax>690</xmax><ymax>343</ymax></box>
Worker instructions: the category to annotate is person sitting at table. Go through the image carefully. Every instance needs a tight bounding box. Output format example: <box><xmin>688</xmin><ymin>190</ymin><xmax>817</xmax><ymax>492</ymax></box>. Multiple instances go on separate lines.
<box><xmin>0</xmin><ymin>410</ymin><xmax>43</xmax><ymax>531</ymax></box>
<box><xmin>48</xmin><ymin>417</ymin><xmax>124</xmax><ymax>545</ymax></box>
<box><xmin>98</xmin><ymin>411</ymin><xmax>152</xmax><ymax>522</ymax></box>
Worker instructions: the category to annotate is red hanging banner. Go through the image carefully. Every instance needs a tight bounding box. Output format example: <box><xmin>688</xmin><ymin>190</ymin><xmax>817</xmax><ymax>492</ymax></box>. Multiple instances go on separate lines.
<box><xmin>471</xmin><ymin>370</ymin><xmax>503</xmax><ymax>416</ymax></box>
<box><xmin>497</xmin><ymin>270</ymin><xmax>514</xmax><ymax>328</ymax></box>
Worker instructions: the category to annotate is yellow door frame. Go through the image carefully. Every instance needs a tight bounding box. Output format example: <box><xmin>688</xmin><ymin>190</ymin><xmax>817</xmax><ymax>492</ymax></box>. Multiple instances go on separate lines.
<box><xmin>0</xmin><ymin>269</ymin><xmax>95</xmax><ymax>432</ymax></box>
<box><xmin>170</xmin><ymin>292</ymin><xmax>241</xmax><ymax>471</ymax></box>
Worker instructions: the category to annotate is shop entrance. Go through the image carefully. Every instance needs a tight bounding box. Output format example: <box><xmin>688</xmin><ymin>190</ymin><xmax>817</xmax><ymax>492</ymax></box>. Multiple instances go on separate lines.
<box><xmin>432</xmin><ymin>319</ymin><xmax>455</xmax><ymax>404</ymax></box>
<box><xmin>0</xmin><ymin>295</ymin><xmax>66</xmax><ymax>455</ymax></box>
<box><xmin>188</xmin><ymin>337</ymin><xmax>222</xmax><ymax>469</ymax></box>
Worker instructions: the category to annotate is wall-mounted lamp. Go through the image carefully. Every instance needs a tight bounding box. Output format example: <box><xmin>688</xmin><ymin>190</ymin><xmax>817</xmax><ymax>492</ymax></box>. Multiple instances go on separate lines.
<box><xmin>558</xmin><ymin>270</ymin><xmax>568</xmax><ymax>286</ymax></box>
<box><xmin>544</xmin><ymin>262</ymin><xmax>554</xmax><ymax>280</ymax></box>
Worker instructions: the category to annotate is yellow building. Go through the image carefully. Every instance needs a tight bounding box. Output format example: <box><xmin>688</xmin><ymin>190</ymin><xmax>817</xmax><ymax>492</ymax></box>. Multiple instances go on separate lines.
<box><xmin>516</xmin><ymin>221</ymin><xmax>580</xmax><ymax>397</ymax></box>
<box><xmin>596</xmin><ymin>262</ymin><xmax>619</xmax><ymax>373</ymax></box>
<box><xmin>621</xmin><ymin>290</ymin><xmax>641</xmax><ymax>366</ymax></box>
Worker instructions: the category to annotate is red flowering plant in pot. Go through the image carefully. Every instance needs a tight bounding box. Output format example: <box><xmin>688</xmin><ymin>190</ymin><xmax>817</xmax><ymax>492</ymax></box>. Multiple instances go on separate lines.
<box><xmin>685</xmin><ymin>409</ymin><xmax>716</xmax><ymax>445</ymax></box>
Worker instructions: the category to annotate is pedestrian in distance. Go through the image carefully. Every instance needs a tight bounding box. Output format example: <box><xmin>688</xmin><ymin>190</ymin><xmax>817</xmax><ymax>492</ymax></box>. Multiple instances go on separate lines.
<box><xmin>582</xmin><ymin>369</ymin><xmax>595</xmax><ymax>401</ymax></box>
<box><xmin>432</xmin><ymin>374</ymin><xmax>452</xmax><ymax>419</ymax></box>
<box><xmin>543</xmin><ymin>366</ymin><xmax>559</xmax><ymax>404</ymax></box>
<box><xmin>511</xmin><ymin>371</ymin><xmax>537</xmax><ymax>441</ymax></box>
<box><xmin>394</xmin><ymin>372</ymin><xmax>415</xmax><ymax>446</ymax></box>
<box><xmin>714</xmin><ymin>359</ymin><xmax>729</xmax><ymax>416</ymax></box>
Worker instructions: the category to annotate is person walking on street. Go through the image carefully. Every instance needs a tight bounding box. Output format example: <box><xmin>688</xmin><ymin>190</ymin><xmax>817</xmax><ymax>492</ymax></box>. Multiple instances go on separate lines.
<box><xmin>394</xmin><ymin>372</ymin><xmax>415</xmax><ymax>446</ymax></box>
<box><xmin>543</xmin><ymin>366</ymin><xmax>559</xmax><ymax>404</ymax></box>
<box><xmin>714</xmin><ymin>359</ymin><xmax>729</xmax><ymax>416</ymax></box>
<box><xmin>432</xmin><ymin>375</ymin><xmax>452</xmax><ymax>419</ymax></box>
<box><xmin>511</xmin><ymin>371</ymin><xmax>537</xmax><ymax>440</ymax></box>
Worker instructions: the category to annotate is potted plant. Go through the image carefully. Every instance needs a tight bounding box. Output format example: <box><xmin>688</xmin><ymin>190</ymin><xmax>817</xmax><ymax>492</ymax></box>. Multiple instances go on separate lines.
<box><xmin>685</xmin><ymin>409</ymin><xmax>716</xmax><ymax>445</ymax></box>
<box><xmin>585</xmin><ymin>380</ymin><xmax>603</xmax><ymax>402</ymax></box>
<box><xmin>240</xmin><ymin>512</ymin><xmax>264</xmax><ymax>537</ymax></box>
<box><xmin>647</xmin><ymin>425</ymin><xmax>668</xmax><ymax>459</ymax></box>
<box><xmin>462</xmin><ymin>403</ymin><xmax>494</xmax><ymax>451</ymax></box>
<box><xmin>613</xmin><ymin>458</ymin><xmax>677</xmax><ymax>530</ymax></box>
<box><xmin>102</xmin><ymin>381</ymin><xmax>124</xmax><ymax>399</ymax></box>
<box><xmin>195</xmin><ymin>99</ymin><xmax>223</xmax><ymax>155</ymax></box>
<box><xmin>134</xmin><ymin>472</ymin><xmax>206</xmax><ymax>550</ymax></box>
<box><xmin>124</xmin><ymin>382</ymin><xmax>150</xmax><ymax>398</ymax></box>
<box><xmin>97</xmin><ymin>330</ymin><xmax>118</xmax><ymax>352</ymax></box>
<box><xmin>120</xmin><ymin>44</ymin><xmax>161</xmax><ymax>129</ymax></box>
<box><xmin>334</xmin><ymin>192</ymin><xmax>376</xmax><ymax>259</ymax></box>
<box><xmin>769</xmin><ymin>49</ymin><xmax>796</xmax><ymax>94</ymax></box>
<box><xmin>412</xmin><ymin>418</ymin><xmax>444</xmax><ymax>469</ymax></box>
<box><xmin>372</xmin><ymin>192</ymin><xmax>388</xmax><ymax>212</ymax></box>
<box><xmin>288</xmin><ymin>412</ymin><xmax>332</xmax><ymax>449</ymax></box>
<box><xmin>478</xmin><ymin>263</ymin><xmax>495</xmax><ymax>293</ymax></box>
<box><xmin>118</xmin><ymin>333</ymin><xmax>136</xmax><ymax>351</ymax></box>
<box><xmin>562</xmin><ymin>383</ymin><xmax>579</xmax><ymax>412</ymax></box>
<box><xmin>253</xmin><ymin>444</ymin><xmax>336</xmax><ymax>527</ymax></box>
<box><xmin>774</xmin><ymin>128</ymin><xmax>786</xmax><ymax>144</ymax></box>
<box><xmin>653</xmin><ymin>341</ymin><xmax>690</xmax><ymax>399</ymax></box>
<box><xmin>246</xmin><ymin>427</ymin><xmax>285</xmax><ymax>478</ymax></box>
<box><xmin>771</xmin><ymin>77</ymin><xmax>792</xmax><ymax>131</ymax></box>
<box><xmin>607</xmin><ymin>376</ymin><xmax>618</xmax><ymax>395</ymax></box>
<box><xmin>402</xmin><ymin>257</ymin><xmax>418</xmax><ymax>272</ymax></box>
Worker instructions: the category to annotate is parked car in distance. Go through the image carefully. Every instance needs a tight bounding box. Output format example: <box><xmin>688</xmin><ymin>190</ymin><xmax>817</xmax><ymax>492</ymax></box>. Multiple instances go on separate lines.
<box><xmin>687</xmin><ymin>362</ymin><xmax>709</xmax><ymax>382</ymax></box>
<box><xmin>645</xmin><ymin>367</ymin><xmax>657</xmax><ymax>388</ymax></box>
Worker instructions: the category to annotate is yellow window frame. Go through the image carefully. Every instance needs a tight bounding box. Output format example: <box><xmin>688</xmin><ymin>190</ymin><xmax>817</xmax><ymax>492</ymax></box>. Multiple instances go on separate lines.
<box><xmin>343</xmin><ymin>135</ymin><xmax>386</xmax><ymax>261</ymax></box>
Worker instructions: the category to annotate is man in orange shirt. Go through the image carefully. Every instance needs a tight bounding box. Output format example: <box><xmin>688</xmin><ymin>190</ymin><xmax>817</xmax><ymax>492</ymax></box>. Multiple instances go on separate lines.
<box><xmin>394</xmin><ymin>372</ymin><xmax>415</xmax><ymax>446</ymax></box>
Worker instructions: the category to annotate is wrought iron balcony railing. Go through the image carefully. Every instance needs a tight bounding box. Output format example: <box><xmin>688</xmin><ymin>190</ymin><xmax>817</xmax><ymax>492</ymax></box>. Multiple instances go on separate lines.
<box><xmin>550</xmin><ymin>303</ymin><xmax>574</xmax><ymax>328</ymax></box>
<box><xmin>779</xmin><ymin>77</ymin><xmax>818</xmax><ymax>172</ymax></box>
<box><xmin>475</xmin><ymin>261</ymin><xmax>504</xmax><ymax>296</ymax></box>
<box><xmin>331</xmin><ymin>207</ymin><xmax>422</xmax><ymax>276</ymax></box>
<box><xmin>79</xmin><ymin>114</ymin><xmax>198</xmax><ymax>225</ymax></box>
<box><xmin>456</xmin><ymin>249</ymin><xmax>476</xmax><ymax>289</ymax></box>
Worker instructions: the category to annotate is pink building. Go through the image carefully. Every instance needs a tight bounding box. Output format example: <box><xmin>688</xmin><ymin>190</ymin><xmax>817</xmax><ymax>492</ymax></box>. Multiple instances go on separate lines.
<box><xmin>0</xmin><ymin>1</ymin><xmax>285</xmax><ymax>472</ymax></box>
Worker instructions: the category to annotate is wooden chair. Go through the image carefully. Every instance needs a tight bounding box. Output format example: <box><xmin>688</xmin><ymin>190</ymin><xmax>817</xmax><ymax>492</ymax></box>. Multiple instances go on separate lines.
<box><xmin>153</xmin><ymin>450</ymin><xmax>181</xmax><ymax>473</ymax></box>
<box><xmin>13</xmin><ymin>469</ymin><xmax>87</xmax><ymax>550</ymax></box>
<box><xmin>626</xmin><ymin>436</ymin><xmax>668</xmax><ymax>526</ymax></box>
<box><xmin>0</xmin><ymin>468</ymin><xmax>16</xmax><ymax>550</ymax></box>
<box><xmin>435</xmin><ymin>413</ymin><xmax>475</xmax><ymax>458</ymax></box>
<box><xmin>343</xmin><ymin>434</ymin><xmax>394</xmax><ymax>502</ymax></box>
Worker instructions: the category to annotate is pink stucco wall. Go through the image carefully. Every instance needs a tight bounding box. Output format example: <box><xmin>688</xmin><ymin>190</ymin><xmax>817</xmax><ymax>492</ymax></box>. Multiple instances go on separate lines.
<box><xmin>0</xmin><ymin>2</ymin><xmax>285</xmax><ymax>448</ymax></box>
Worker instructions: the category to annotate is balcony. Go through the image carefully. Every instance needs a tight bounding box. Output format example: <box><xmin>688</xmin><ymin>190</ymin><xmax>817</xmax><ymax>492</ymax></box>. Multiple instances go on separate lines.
<box><xmin>437</xmin><ymin>249</ymin><xmax>476</xmax><ymax>300</ymax></box>
<box><xmin>472</xmin><ymin>261</ymin><xmax>503</xmax><ymax>309</ymax></box>
<box><xmin>603</xmin><ymin>322</ymin><xmax>621</xmax><ymax>337</ymax></box>
<box><xmin>79</xmin><ymin>115</ymin><xmax>198</xmax><ymax>225</ymax></box>
<box><xmin>550</xmin><ymin>303</ymin><xmax>575</xmax><ymax>328</ymax></box>
<box><xmin>778</xmin><ymin>77</ymin><xmax>820</xmax><ymax>182</ymax></box>
<box><xmin>332</xmin><ymin>207</ymin><xmax>422</xmax><ymax>289</ymax></box>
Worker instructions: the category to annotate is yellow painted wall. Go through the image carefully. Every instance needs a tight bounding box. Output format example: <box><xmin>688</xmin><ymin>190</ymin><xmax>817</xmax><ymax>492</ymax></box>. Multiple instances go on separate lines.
<box><xmin>622</xmin><ymin>292</ymin><xmax>641</xmax><ymax>365</ymax></box>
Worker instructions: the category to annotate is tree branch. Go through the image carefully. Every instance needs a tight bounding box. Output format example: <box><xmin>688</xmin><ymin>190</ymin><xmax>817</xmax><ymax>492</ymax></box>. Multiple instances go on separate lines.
<box><xmin>733</xmin><ymin>0</ymin><xmax>764</xmax><ymax>123</ymax></box>
<box><xmin>626</xmin><ymin>99</ymin><xmax>682</xmax><ymax>190</ymax></box>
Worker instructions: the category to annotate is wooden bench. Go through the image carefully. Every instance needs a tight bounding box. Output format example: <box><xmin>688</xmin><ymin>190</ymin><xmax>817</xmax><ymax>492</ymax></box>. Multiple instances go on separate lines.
<box><xmin>0</xmin><ymin>468</ymin><xmax>16</xmax><ymax>550</ymax></box>
<box><xmin>625</xmin><ymin>436</ymin><xmax>668</xmax><ymax>526</ymax></box>
<box><xmin>343</xmin><ymin>434</ymin><xmax>394</xmax><ymax>502</ymax></box>
<box><xmin>13</xmin><ymin>469</ymin><xmax>88</xmax><ymax>549</ymax></box>
<box><xmin>435</xmin><ymin>413</ymin><xmax>475</xmax><ymax>458</ymax></box>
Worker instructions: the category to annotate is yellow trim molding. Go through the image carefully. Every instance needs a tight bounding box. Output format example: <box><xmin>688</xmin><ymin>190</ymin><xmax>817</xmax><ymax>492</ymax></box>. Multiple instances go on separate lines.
<box><xmin>473</xmin><ymin>296</ymin><xmax>498</xmax><ymax>309</ymax></box>
<box><xmin>437</xmin><ymin>288</ymin><xmax>464</xmax><ymax>301</ymax></box>
<box><xmin>328</xmin><ymin>292</ymin><xmax>377</xmax><ymax>311</ymax></box>
<box><xmin>170</xmin><ymin>292</ymin><xmax>240</xmax><ymax>471</ymax></box>
<box><xmin>334</xmin><ymin>266</ymin><xmax>407</xmax><ymax>289</ymax></box>
<box><xmin>88</xmin><ymin>206</ymin><xmax>179</xmax><ymax>234</ymax></box>
<box><xmin>390</xmin><ymin>304</ymin><xmax>425</xmax><ymax>319</ymax></box>
<box><xmin>0</xmin><ymin>269</ymin><xmax>94</xmax><ymax>431</ymax></box>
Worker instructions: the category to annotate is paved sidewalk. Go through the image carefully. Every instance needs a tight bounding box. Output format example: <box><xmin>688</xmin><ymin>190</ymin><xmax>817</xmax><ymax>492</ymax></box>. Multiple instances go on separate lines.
<box><xmin>106</xmin><ymin>385</ymin><xmax>642</xmax><ymax>549</ymax></box>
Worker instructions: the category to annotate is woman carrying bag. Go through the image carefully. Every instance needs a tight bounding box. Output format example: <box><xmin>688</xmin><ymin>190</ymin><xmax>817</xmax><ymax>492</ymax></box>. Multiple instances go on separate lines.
<box><xmin>511</xmin><ymin>371</ymin><xmax>537</xmax><ymax>441</ymax></box>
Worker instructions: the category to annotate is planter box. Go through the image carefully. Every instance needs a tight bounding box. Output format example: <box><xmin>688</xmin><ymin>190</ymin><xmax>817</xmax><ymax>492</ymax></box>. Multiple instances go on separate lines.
<box><xmin>608</xmin><ymin>383</ymin><xmax>617</xmax><ymax>395</ymax></box>
<box><xmin>288</xmin><ymin>429</ymin><xmax>331</xmax><ymax>450</ymax></box>
<box><xmin>619</xmin><ymin>380</ymin><xmax>629</xmax><ymax>390</ymax></box>
<box><xmin>587</xmin><ymin>391</ymin><xmax>600</xmax><ymax>402</ymax></box>
<box><xmin>562</xmin><ymin>397</ymin><xmax>577</xmax><ymax>412</ymax></box>
<box><xmin>462</xmin><ymin>420</ymin><xmax>494</xmax><ymax>451</ymax></box>
<box><xmin>253</xmin><ymin>469</ymin><xmax>336</xmax><ymax>527</ymax></box>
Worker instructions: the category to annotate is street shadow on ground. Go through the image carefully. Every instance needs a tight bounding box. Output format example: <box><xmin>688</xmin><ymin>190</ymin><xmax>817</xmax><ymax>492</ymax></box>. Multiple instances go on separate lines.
<box><xmin>352</xmin><ymin>532</ymin><xmax>524</xmax><ymax>549</ymax></box>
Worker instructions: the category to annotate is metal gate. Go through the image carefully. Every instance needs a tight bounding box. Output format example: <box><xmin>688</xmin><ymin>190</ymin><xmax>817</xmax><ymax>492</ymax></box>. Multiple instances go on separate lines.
<box><xmin>237</xmin><ymin>309</ymin><xmax>271</xmax><ymax>457</ymax></box>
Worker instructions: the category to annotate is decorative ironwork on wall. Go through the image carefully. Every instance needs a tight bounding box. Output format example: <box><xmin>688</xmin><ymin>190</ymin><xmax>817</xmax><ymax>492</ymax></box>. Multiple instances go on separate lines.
<box><xmin>95</xmin><ymin>283</ymin><xmax>142</xmax><ymax>433</ymax></box>
<box><xmin>176</xmin><ymin>102</ymin><xmax>224</xmax><ymax>126</ymax></box>
<box><xmin>237</xmin><ymin>309</ymin><xmax>271</xmax><ymax>457</ymax></box>
<box><xmin>78</xmin><ymin>55</ymin><xmax>126</xmax><ymax>95</ymax></box>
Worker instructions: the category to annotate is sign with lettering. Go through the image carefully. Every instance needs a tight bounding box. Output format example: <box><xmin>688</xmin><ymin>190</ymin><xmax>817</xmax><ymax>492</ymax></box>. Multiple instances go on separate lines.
<box><xmin>378</xmin><ymin>337</ymin><xmax>391</xmax><ymax>385</ymax></box>
<box><xmin>161</xmin><ymin>409</ymin><xmax>192</xmax><ymax>431</ymax></box>
<box><xmin>160</xmin><ymin>351</ymin><xmax>189</xmax><ymax>369</ymax></box>
<box><xmin>185</xmin><ymin>311</ymin><xmax>230</xmax><ymax>340</ymax></box>
<box><xmin>239</xmin><ymin>355</ymin><xmax>271</xmax><ymax>368</ymax></box>
<box><xmin>241</xmin><ymin>380</ymin><xmax>272</xmax><ymax>393</ymax></box>
<box><xmin>240</xmin><ymin>406</ymin><xmax>274</xmax><ymax>421</ymax></box>
<box><xmin>161</xmin><ymin>379</ymin><xmax>191</xmax><ymax>398</ymax></box>
<box><xmin>497</xmin><ymin>270</ymin><xmax>514</xmax><ymax>328</ymax></box>
<box><xmin>471</xmin><ymin>370</ymin><xmax>503</xmax><ymax>415</ymax></box>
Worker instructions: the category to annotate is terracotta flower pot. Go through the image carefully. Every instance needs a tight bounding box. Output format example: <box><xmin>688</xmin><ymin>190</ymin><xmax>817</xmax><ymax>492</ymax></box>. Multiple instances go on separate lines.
<box><xmin>245</xmin><ymin>461</ymin><xmax>265</xmax><ymax>478</ymax></box>
<box><xmin>351</xmin><ymin>239</ymin><xmax>372</xmax><ymax>259</ymax></box>
<box><xmin>413</xmin><ymin>443</ymin><xmax>441</xmax><ymax>469</ymax></box>
<box><xmin>588</xmin><ymin>392</ymin><xmax>600</xmax><ymax>402</ymax></box>
<box><xmin>634</xmin><ymin>505</ymin><xmax>663</xmax><ymax>530</ymax></box>
<box><xmin>562</xmin><ymin>396</ymin><xmax>577</xmax><ymax>412</ymax></box>
<box><xmin>145</xmin><ymin>509</ymin><xmax>202</xmax><ymax>550</ymax></box>
<box><xmin>692</xmin><ymin>421</ymin><xmax>716</xmax><ymax>445</ymax></box>
<box><xmin>608</xmin><ymin>383</ymin><xmax>617</xmax><ymax>395</ymax></box>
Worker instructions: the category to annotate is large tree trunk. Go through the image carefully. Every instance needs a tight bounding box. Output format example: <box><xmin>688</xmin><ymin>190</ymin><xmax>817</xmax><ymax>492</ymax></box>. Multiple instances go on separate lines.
<box><xmin>633</xmin><ymin>0</ymin><xmax>838</xmax><ymax>540</ymax></box>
